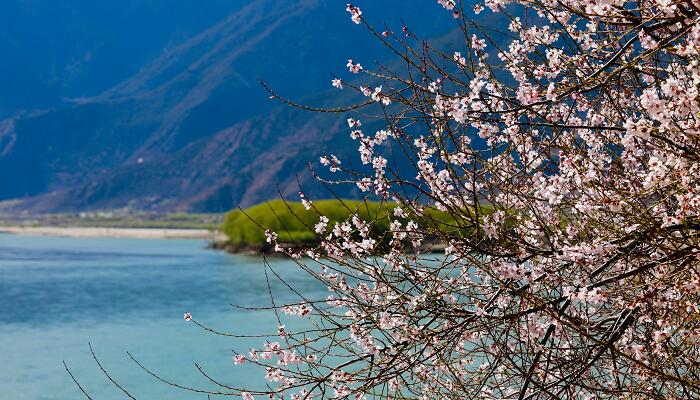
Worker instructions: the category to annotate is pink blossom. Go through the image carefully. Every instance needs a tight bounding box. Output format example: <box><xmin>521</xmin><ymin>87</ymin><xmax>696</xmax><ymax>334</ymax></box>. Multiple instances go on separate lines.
<box><xmin>264</xmin><ymin>230</ymin><xmax>277</xmax><ymax>244</ymax></box>
<box><xmin>453</xmin><ymin>51</ymin><xmax>467</xmax><ymax>67</ymax></box>
<box><xmin>471</xmin><ymin>34</ymin><xmax>486</xmax><ymax>51</ymax></box>
<box><xmin>346</xmin><ymin>59</ymin><xmax>363</xmax><ymax>74</ymax></box>
<box><xmin>438</xmin><ymin>0</ymin><xmax>456</xmax><ymax>10</ymax></box>
<box><xmin>345</xmin><ymin>4</ymin><xmax>362</xmax><ymax>24</ymax></box>
<box><xmin>315</xmin><ymin>216</ymin><xmax>329</xmax><ymax>234</ymax></box>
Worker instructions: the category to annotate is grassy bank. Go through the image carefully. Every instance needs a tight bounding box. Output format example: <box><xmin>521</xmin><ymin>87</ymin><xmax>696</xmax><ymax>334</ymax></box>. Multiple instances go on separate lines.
<box><xmin>221</xmin><ymin>199</ymin><xmax>479</xmax><ymax>253</ymax></box>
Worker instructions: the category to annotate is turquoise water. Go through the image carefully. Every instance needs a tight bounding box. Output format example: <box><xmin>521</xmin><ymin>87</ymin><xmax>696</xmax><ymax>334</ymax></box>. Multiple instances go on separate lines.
<box><xmin>0</xmin><ymin>233</ymin><xmax>324</xmax><ymax>399</ymax></box>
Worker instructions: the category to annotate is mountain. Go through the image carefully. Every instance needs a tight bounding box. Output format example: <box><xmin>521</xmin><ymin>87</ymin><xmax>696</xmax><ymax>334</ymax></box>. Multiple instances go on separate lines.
<box><xmin>0</xmin><ymin>0</ymin><xmax>250</xmax><ymax>116</ymax></box>
<box><xmin>0</xmin><ymin>0</ymin><xmax>454</xmax><ymax>212</ymax></box>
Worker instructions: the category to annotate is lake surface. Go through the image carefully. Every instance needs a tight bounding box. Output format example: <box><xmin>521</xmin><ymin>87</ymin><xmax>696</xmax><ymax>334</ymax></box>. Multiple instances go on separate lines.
<box><xmin>0</xmin><ymin>233</ymin><xmax>324</xmax><ymax>399</ymax></box>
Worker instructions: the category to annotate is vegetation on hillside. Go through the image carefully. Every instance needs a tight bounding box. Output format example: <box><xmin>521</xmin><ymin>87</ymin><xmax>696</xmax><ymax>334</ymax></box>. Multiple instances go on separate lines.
<box><xmin>221</xmin><ymin>199</ymin><xmax>485</xmax><ymax>250</ymax></box>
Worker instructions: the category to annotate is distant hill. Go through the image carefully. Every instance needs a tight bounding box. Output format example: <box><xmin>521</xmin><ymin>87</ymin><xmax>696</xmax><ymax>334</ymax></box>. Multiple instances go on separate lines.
<box><xmin>0</xmin><ymin>0</ymin><xmax>455</xmax><ymax>212</ymax></box>
<box><xmin>0</xmin><ymin>0</ymin><xmax>249</xmax><ymax>116</ymax></box>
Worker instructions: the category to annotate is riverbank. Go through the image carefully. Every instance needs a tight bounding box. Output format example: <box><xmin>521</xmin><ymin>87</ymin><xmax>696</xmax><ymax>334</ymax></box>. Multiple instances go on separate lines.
<box><xmin>0</xmin><ymin>226</ymin><xmax>227</xmax><ymax>240</ymax></box>
<box><xmin>210</xmin><ymin>238</ymin><xmax>449</xmax><ymax>256</ymax></box>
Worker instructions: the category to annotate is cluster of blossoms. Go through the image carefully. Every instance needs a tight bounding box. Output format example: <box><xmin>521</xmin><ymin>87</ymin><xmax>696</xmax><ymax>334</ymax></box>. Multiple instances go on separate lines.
<box><xmin>345</xmin><ymin>4</ymin><xmax>362</xmax><ymax>25</ymax></box>
<box><xmin>181</xmin><ymin>1</ymin><xmax>700</xmax><ymax>399</ymax></box>
<box><xmin>346</xmin><ymin>59</ymin><xmax>363</xmax><ymax>74</ymax></box>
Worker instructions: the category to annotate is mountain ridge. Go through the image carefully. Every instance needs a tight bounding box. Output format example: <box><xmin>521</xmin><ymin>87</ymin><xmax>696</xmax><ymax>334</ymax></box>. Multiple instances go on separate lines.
<box><xmin>0</xmin><ymin>0</ymin><xmax>454</xmax><ymax>212</ymax></box>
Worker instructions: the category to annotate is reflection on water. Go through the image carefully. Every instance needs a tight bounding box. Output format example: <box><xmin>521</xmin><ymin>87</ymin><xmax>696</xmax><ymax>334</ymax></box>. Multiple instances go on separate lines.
<box><xmin>0</xmin><ymin>233</ymin><xmax>323</xmax><ymax>399</ymax></box>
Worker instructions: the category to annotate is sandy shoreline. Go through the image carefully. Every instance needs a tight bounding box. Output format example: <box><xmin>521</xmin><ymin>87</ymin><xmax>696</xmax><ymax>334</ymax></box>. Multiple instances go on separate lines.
<box><xmin>0</xmin><ymin>226</ymin><xmax>226</xmax><ymax>240</ymax></box>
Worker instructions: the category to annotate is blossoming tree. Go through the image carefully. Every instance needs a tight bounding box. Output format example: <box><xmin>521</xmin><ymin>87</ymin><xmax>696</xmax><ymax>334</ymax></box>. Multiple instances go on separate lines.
<box><xmin>176</xmin><ymin>0</ymin><xmax>699</xmax><ymax>398</ymax></box>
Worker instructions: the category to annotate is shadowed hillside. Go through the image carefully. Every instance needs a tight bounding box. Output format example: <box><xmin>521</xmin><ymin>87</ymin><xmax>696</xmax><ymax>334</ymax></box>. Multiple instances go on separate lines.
<box><xmin>0</xmin><ymin>0</ymin><xmax>454</xmax><ymax>212</ymax></box>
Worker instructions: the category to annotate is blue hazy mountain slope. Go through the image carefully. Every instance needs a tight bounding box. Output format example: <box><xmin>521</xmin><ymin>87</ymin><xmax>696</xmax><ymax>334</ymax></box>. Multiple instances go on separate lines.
<box><xmin>0</xmin><ymin>0</ymin><xmax>249</xmax><ymax>116</ymax></box>
<box><xmin>0</xmin><ymin>0</ymin><xmax>456</xmax><ymax>212</ymax></box>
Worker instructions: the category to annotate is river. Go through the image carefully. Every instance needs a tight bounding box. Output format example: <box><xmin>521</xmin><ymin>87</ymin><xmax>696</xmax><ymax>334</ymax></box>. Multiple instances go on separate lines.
<box><xmin>0</xmin><ymin>233</ymin><xmax>324</xmax><ymax>399</ymax></box>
